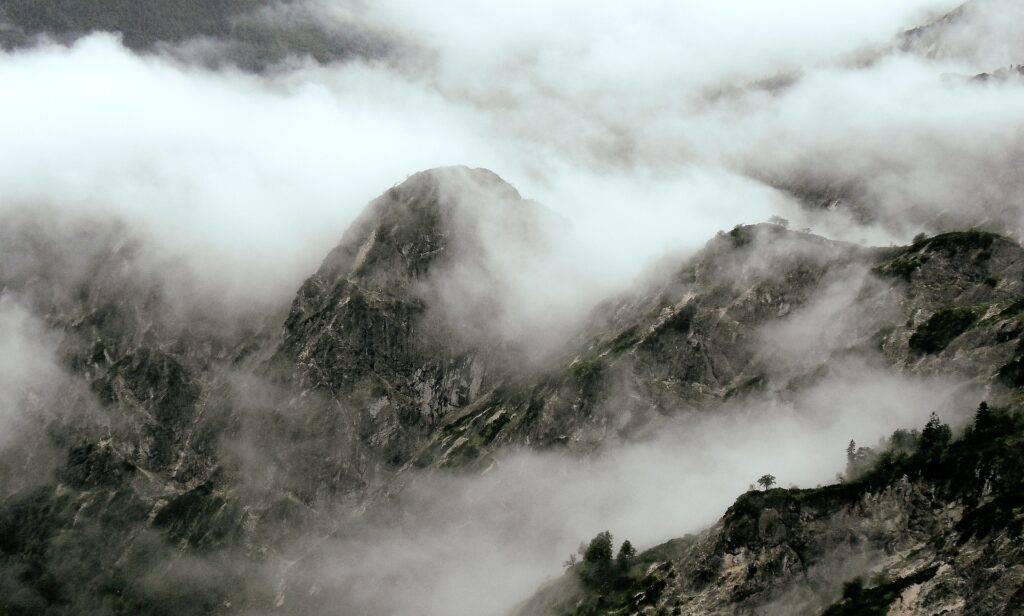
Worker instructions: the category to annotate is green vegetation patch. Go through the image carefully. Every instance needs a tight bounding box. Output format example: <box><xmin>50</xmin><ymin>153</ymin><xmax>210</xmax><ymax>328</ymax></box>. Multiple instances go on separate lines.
<box><xmin>728</xmin><ymin>225</ymin><xmax>754</xmax><ymax>247</ymax></box>
<box><xmin>822</xmin><ymin>566</ymin><xmax>939</xmax><ymax>616</ymax></box>
<box><xmin>534</xmin><ymin>402</ymin><xmax>1024</xmax><ymax>616</ymax></box>
<box><xmin>997</xmin><ymin>357</ymin><xmax>1024</xmax><ymax>388</ymax></box>
<box><xmin>556</xmin><ymin>531</ymin><xmax>674</xmax><ymax>616</ymax></box>
<box><xmin>876</xmin><ymin>230</ymin><xmax>1000</xmax><ymax>281</ymax></box>
<box><xmin>908</xmin><ymin>306</ymin><xmax>982</xmax><ymax>354</ymax></box>
<box><xmin>723</xmin><ymin>405</ymin><xmax>1022</xmax><ymax>553</ymax></box>
<box><xmin>876</xmin><ymin>251</ymin><xmax>929</xmax><ymax>281</ymax></box>
<box><xmin>606</xmin><ymin>326</ymin><xmax>641</xmax><ymax>353</ymax></box>
<box><xmin>660</xmin><ymin>302</ymin><xmax>697</xmax><ymax>334</ymax></box>
<box><xmin>955</xmin><ymin>487</ymin><xmax>1024</xmax><ymax>545</ymax></box>
<box><xmin>910</xmin><ymin>230</ymin><xmax>998</xmax><ymax>253</ymax></box>
<box><xmin>999</xmin><ymin>297</ymin><xmax>1024</xmax><ymax>318</ymax></box>
<box><xmin>478</xmin><ymin>410</ymin><xmax>511</xmax><ymax>446</ymax></box>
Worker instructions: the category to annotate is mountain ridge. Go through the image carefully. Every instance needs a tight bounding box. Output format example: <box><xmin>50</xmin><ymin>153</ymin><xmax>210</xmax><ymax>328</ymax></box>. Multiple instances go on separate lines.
<box><xmin>1</xmin><ymin>168</ymin><xmax>1023</xmax><ymax>614</ymax></box>
<box><xmin>517</xmin><ymin>401</ymin><xmax>1024</xmax><ymax>615</ymax></box>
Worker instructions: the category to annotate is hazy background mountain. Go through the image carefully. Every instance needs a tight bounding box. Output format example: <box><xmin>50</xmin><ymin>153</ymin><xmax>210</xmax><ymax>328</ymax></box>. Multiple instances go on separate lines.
<box><xmin>0</xmin><ymin>0</ymin><xmax>393</xmax><ymax>69</ymax></box>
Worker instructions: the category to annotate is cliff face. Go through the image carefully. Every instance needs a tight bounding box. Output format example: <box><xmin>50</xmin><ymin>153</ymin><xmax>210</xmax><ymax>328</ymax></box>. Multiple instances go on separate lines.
<box><xmin>518</xmin><ymin>405</ymin><xmax>1024</xmax><ymax>616</ymax></box>
<box><xmin>273</xmin><ymin>167</ymin><xmax>530</xmax><ymax>484</ymax></box>
<box><xmin>1</xmin><ymin>168</ymin><xmax>1023</xmax><ymax>615</ymax></box>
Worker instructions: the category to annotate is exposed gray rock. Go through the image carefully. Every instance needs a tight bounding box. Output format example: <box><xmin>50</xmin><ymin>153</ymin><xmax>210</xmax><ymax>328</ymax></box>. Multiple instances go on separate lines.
<box><xmin>2</xmin><ymin>169</ymin><xmax>1024</xmax><ymax>614</ymax></box>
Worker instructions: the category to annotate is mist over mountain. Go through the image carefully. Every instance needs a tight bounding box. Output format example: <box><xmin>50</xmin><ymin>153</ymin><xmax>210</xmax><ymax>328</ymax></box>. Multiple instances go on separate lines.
<box><xmin>1</xmin><ymin>2</ymin><xmax>1024</xmax><ymax>615</ymax></box>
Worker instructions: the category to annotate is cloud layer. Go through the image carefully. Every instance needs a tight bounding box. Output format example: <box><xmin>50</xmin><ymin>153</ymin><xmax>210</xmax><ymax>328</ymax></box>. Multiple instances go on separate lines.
<box><xmin>2</xmin><ymin>0</ymin><xmax>1022</xmax><ymax>318</ymax></box>
<box><xmin>0</xmin><ymin>2</ymin><xmax>1020</xmax><ymax>614</ymax></box>
<box><xmin>273</xmin><ymin>359</ymin><xmax>973</xmax><ymax>616</ymax></box>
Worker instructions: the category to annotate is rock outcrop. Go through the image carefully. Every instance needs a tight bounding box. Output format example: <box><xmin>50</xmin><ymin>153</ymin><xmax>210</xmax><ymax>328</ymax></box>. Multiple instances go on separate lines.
<box><xmin>2</xmin><ymin>168</ymin><xmax>1023</xmax><ymax>614</ymax></box>
<box><xmin>518</xmin><ymin>404</ymin><xmax>1024</xmax><ymax>615</ymax></box>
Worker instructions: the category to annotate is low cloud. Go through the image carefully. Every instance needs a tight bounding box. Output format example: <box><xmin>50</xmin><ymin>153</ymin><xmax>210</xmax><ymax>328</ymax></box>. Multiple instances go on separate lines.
<box><xmin>273</xmin><ymin>358</ymin><xmax>972</xmax><ymax>616</ymax></box>
<box><xmin>758</xmin><ymin>264</ymin><xmax>904</xmax><ymax>377</ymax></box>
<box><xmin>0</xmin><ymin>296</ymin><xmax>75</xmax><ymax>493</ymax></box>
<box><xmin>3</xmin><ymin>0</ymin><xmax>1021</xmax><ymax>323</ymax></box>
<box><xmin>0</xmin><ymin>297</ymin><xmax>62</xmax><ymax>449</ymax></box>
<box><xmin>0</xmin><ymin>33</ymin><xmax>495</xmax><ymax>310</ymax></box>
<box><xmin>0</xmin><ymin>2</ymin><xmax>1018</xmax><ymax>614</ymax></box>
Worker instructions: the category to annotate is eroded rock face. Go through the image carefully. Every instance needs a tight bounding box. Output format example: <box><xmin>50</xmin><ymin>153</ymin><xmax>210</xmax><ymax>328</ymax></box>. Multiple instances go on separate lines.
<box><xmin>518</xmin><ymin>407</ymin><xmax>1024</xmax><ymax>616</ymax></box>
<box><xmin>275</xmin><ymin>168</ymin><xmax>520</xmax><ymax>472</ymax></box>
<box><xmin>3</xmin><ymin>168</ymin><xmax>1024</xmax><ymax>614</ymax></box>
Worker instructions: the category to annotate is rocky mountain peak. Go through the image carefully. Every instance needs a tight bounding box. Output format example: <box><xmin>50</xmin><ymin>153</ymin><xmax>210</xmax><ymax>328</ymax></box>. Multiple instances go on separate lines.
<box><xmin>5</xmin><ymin>171</ymin><xmax>1024</xmax><ymax>616</ymax></box>
<box><xmin>311</xmin><ymin>165</ymin><xmax>525</xmax><ymax>287</ymax></box>
<box><xmin>268</xmin><ymin>168</ymin><xmax>546</xmax><ymax>478</ymax></box>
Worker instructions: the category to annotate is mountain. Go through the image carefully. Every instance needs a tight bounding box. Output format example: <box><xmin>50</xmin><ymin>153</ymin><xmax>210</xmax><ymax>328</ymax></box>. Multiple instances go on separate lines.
<box><xmin>1</xmin><ymin>168</ymin><xmax>1023</xmax><ymax>614</ymax></box>
<box><xmin>513</xmin><ymin>223</ymin><xmax>1024</xmax><ymax>615</ymax></box>
<box><xmin>517</xmin><ymin>401</ymin><xmax>1024</xmax><ymax>615</ymax></box>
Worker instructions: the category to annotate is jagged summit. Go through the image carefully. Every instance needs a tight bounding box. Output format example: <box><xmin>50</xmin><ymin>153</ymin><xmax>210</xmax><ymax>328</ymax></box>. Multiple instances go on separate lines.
<box><xmin>272</xmin><ymin>167</ymin><xmax>548</xmax><ymax>477</ymax></box>
<box><xmin>310</xmin><ymin>166</ymin><xmax>524</xmax><ymax>287</ymax></box>
<box><xmin>400</xmin><ymin>165</ymin><xmax>523</xmax><ymax>200</ymax></box>
<box><xmin>281</xmin><ymin>166</ymin><xmax>540</xmax><ymax>358</ymax></box>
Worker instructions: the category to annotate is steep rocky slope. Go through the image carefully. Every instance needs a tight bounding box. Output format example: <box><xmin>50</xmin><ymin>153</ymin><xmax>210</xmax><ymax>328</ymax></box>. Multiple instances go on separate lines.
<box><xmin>518</xmin><ymin>403</ymin><xmax>1024</xmax><ymax>615</ymax></box>
<box><xmin>1</xmin><ymin>167</ymin><xmax>1023</xmax><ymax>614</ymax></box>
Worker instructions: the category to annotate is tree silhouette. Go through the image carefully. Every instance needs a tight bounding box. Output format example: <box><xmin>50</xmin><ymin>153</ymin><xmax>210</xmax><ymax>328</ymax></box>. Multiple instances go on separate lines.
<box><xmin>974</xmin><ymin>401</ymin><xmax>993</xmax><ymax>432</ymax></box>
<box><xmin>845</xmin><ymin>439</ymin><xmax>878</xmax><ymax>480</ymax></box>
<box><xmin>584</xmin><ymin>531</ymin><xmax>613</xmax><ymax>565</ymax></box>
<box><xmin>757</xmin><ymin>474</ymin><xmax>776</xmax><ymax>490</ymax></box>
<box><xmin>921</xmin><ymin>412</ymin><xmax>951</xmax><ymax>450</ymax></box>
<box><xmin>616</xmin><ymin>540</ymin><xmax>637</xmax><ymax>569</ymax></box>
<box><xmin>578</xmin><ymin>531</ymin><xmax>615</xmax><ymax>590</ymax></box>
